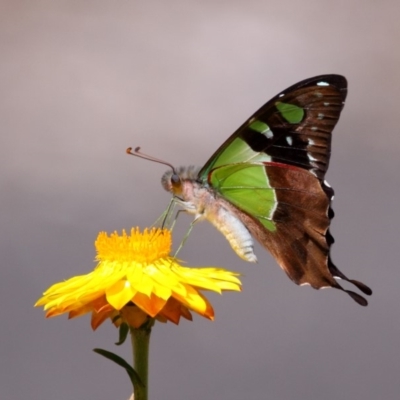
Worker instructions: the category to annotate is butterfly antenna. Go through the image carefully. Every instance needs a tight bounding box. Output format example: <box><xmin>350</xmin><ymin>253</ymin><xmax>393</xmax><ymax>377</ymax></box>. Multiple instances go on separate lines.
<box><xmin>126</xmin><ymin>147</ymin><xmax>176</xmax><ymax>172</ymax></box>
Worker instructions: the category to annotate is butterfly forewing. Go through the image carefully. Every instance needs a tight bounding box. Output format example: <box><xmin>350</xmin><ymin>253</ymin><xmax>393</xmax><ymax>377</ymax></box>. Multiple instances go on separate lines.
<box><xmin>199</xmin><ymin>75</ymin><xmax>347</xmax><ymax>182</ymax></box>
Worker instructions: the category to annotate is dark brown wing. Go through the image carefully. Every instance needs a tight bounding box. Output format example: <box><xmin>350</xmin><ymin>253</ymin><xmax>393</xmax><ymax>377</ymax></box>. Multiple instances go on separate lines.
<box><xmin>235</xmin><ymin>163</ymin><xmax>372</xmax><ymax>305</ymax></box>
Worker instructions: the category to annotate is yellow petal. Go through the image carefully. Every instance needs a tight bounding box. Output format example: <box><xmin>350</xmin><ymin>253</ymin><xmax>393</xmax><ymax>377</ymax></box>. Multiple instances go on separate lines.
<box><xmin>132</xmin><ymin>292</ymin><xmax>167</xmax><ymax>317</ymax></box>
<box><xmin>106</xmin><ymin>280</ymin><xmax>136</xmax><ymax>310</ymax></box>
<box><xmin>91</xmin><ymin>309</ymin><xmax>113</xmax><ymax>330</ymax></box>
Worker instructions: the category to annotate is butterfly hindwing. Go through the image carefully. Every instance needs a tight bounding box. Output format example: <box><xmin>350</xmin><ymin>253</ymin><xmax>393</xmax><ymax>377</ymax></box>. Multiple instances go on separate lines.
<box><xmin>209</xmin><ymin>162</ymin><xmax>332</xmax><ymax>282</ymax></box>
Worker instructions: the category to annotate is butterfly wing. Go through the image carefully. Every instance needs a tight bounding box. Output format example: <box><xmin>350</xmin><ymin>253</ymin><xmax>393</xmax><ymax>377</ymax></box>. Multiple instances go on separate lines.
<box><xmin>199</xmin><ymin>74</ymin><xmax>347</xmax><ymax>180</ymax></box>
<box><xmin>200</xmin><ymin>75</ymin><xmax>372</xmax><ymax>305</ymax></box>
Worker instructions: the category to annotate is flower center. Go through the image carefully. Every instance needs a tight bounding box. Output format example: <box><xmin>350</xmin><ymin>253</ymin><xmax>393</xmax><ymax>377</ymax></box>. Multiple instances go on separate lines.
<box><xmin>95</xmin><ymin>228</ymin><xmax>171</xmax><ymax>264</ymax></box>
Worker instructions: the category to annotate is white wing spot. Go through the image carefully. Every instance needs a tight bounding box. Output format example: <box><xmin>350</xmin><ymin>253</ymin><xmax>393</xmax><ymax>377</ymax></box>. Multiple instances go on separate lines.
<box><xmin>311</xmin><ymin>126</ymin><xmax>318</xmax><ymax>131</ymax></box>
<box><xmin>265</xmin><ymin>130</ymin><xmax>273</xmax><ymax>139</ymax></box>
<box><xmin>324</xmin><ymin>180</ymin><xmax>332</xmax><ymax>188</ymax></box>
<box><xmin>317</xmin><ymin>81</ymin><xmax>329</xmax><ymax>86</ymax></box>
<box><xmin>249</xmin><ymin>117</ymin><xmax>256</xmax><ymax>124</ymax></box>
<box><xmin>324</xmin><ymin>102</ymin><xmax>330</xmax><ymax>106</ymax></box>
<box><xmin>308</xmin><ymin>153</ymin><xmax>317</xmax><ymax>162</ymax></box>
<box><xmin>279</xmin><ymin>93</ymin><xmax>285</xmax><ymax>98</ymax></box>
<box><xmin>286</xmin><ymin>136</ymin><xmax>293</xmax><ymax>146</ymax></box>
<box><xmin>308</xmin><ymin>138</ymin><xmax>315</xmax><ymax>146</ymax></box>
<box><xmin>317</xmin><ymin>113</ymin><xmax>324</xmax><ymax>119</ymax></box>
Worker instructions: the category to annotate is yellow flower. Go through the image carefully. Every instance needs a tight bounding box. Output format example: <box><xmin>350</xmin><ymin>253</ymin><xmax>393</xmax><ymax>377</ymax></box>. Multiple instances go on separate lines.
<box><xmin>35</xmin><ymin>228</ymin><xmax>241</xmax><ymax>329</ymax></box>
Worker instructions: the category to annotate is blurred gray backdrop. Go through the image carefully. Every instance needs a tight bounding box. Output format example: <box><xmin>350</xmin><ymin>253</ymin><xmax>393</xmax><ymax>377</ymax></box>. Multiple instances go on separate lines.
<box><xmin>2</xmin><ymin>1</ymin><xmax>399</xmax><ymax>399</ymax></box>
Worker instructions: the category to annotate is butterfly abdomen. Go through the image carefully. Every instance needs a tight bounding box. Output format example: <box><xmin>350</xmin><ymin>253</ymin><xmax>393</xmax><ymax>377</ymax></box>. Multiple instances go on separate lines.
<box><xmin>205</xmin><ymin>200</ymin><xmax>257</xmax><ymax>263</ymax></box>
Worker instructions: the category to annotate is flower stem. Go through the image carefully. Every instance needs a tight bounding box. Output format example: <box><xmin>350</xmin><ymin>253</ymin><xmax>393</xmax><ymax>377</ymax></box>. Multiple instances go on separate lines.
<box><xmin>130</xmin><ymin>319</ymin><xmax>154</xmax><ymax>400</ymax></box>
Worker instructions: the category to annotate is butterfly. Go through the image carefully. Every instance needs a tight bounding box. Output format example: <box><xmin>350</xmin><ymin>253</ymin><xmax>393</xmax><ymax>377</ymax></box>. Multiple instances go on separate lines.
<box><xmin>129</xmin><ymin>75</ymin><xmax>372</xmax><ymax>305</ymax></box>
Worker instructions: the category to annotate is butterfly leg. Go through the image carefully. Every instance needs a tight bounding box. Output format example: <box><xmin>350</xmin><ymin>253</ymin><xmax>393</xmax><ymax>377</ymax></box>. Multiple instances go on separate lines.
<box><xmin>159</xmin><ymin>198</ymin><xmax>177</xmax><ymax>229</ymax></box>
<box><xmin>173</xmin><ymin>218</ymin><xmax>199</xmax><ymax>257</ymax></box>
<box><xmin>169</xmin><ymin>209</ymin><xmax>189</xmax><ymax>231</ymax></box>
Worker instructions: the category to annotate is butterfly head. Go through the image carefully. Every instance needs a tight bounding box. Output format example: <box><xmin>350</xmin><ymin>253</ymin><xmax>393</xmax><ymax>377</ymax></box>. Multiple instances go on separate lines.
<box><xmin>161</xmin><ymin>166</ymin><xmax>200</xmax><ymax>196</ymax></box>
<box><xmin>161</xmin><ymin>169</ymin><xmax>182</xmax><ymax>195</ymax></box>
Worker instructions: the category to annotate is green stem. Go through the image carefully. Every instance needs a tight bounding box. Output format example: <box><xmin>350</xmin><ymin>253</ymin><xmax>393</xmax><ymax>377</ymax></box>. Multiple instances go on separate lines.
<box><xmin>130</xmin><ymin>319</ymin><xmax>154</xmax><ymax>400</ymax></box>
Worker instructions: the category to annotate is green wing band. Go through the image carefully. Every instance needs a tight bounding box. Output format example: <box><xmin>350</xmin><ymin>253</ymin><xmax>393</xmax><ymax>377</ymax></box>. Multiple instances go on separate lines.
<box><xmin>205</xmin><ymin>137</ymin><xmax>272</xmax><ymax>173</ymax></box>
<box><xmin>275</xmin><ymin>102</ymin><xmax>304</xmax><ymax>123</ymax></box>
<box><xmin>209</xmin><ymin>163</ymin><xmax>277</xmax><ymax>232</ymax></box>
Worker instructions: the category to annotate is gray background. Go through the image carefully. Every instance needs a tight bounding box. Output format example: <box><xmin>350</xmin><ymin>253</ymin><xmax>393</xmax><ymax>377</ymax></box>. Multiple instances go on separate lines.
<box><xmin>2</xmin><ymin>1</ymin><xmax>399</xmax><ymax>399</ymax></box>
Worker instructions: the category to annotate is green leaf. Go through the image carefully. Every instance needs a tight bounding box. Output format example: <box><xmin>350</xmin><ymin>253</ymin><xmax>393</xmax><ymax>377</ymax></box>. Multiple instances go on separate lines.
<box><xmin>93</xmin><ymin>348</ymin><xmax>144</xmax><ymax>389</ymax></box>
<box><xmin>115</xmin><ymin>323</ymin><xmax>129</xmax><ymax>345</ymax></box>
